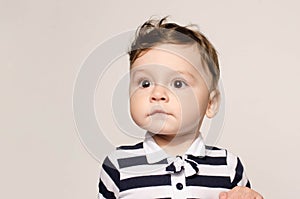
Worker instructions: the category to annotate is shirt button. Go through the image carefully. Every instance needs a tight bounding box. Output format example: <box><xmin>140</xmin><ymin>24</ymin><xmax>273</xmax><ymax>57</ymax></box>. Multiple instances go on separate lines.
<box><xmin>176</xmin><ymin>183</ymin><xmax>183</xmax><ymax>190</ymax></box>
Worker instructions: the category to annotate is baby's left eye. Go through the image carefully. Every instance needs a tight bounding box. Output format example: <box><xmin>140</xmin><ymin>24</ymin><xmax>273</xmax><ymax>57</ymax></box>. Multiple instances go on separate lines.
<box><xmin>172</xmin><ymin>80</ymin><xmax>188</xmax><ymax>88</ymax></box>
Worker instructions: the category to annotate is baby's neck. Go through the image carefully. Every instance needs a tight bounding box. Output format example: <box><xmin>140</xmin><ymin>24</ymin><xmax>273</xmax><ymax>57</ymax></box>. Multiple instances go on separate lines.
<box><xmin>151</xmin><ymin>131</ymin><xmax>200</xmax><ymax>157</ymax></box>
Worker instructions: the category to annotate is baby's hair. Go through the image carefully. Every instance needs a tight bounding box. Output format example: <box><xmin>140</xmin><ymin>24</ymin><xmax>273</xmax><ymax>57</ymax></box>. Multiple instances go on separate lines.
<box><xmin>128</xmin><ymin>16</ymin><xmax>220</xmax><ymax>90</ymax></box>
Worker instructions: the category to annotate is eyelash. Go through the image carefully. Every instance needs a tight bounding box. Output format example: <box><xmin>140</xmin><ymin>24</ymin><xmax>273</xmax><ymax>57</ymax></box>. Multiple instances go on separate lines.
<box><xmin>138</xmin><ymin>78</ymin><xmax>152</xmax><ymax>88</ymax></box>
<box><xmin>137</xmin><ymin>78</ymin><xmax>189</xmax><ymax>89</ymax></box>
<box><xmin>171</xmin><ymin>79</ymin><xmax>188</xmax><ymax>89</ymax></box>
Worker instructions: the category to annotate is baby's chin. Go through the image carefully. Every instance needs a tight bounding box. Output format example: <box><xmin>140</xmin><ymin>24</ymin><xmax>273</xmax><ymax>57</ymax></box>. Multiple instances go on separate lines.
<box><xmin>140</xmin><ymin>120</ymin><xmax>201</xmax><ymax>138</ymax></box>
<box><xmin>137</xmin><ymin>118</ymin><xmax>180</xmax><ymax>135</ymax></box>
<box><xmin>139</xmin><ymin>124</ymin><xmax>181</xmax><ymax>136</ymax></box>
<box><xmin>133</xmin><ymin>115</ymin><xmax>201</xmax><ymax>137</ymax></box>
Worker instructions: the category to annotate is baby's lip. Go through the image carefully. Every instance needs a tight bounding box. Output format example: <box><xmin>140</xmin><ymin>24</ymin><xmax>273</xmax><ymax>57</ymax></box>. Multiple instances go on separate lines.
<box><xmin>148</xmin><ymin>109</ymin><xmax>171</xmax><ymax>116</ymax></box>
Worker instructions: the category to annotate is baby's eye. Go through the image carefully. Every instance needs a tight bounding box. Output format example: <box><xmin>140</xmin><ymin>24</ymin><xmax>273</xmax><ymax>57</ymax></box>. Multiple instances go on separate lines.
<box><xmin>172</xmin><ymin>80</ymin><xmax>188</xmax><ymax>89</ymax></box>
<box><xmin>139</xmin><ymin>79</ymin><xmax>152</xmax><ymax>88</ymax></box>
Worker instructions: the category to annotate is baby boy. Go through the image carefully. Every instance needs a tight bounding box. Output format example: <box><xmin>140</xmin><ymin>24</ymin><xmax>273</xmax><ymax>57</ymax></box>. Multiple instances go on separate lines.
<box><xmin>98</xmin><ymin>17</ymin><xmax>263</xmax><ymax>199</ymax></box>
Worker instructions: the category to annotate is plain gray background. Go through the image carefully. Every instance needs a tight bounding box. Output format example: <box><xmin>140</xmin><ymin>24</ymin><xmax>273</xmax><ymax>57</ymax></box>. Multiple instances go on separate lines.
<box><xmin>1</xmin><ymin>0</ymin><xmax>300</xmax><ymax>198</ymax></box>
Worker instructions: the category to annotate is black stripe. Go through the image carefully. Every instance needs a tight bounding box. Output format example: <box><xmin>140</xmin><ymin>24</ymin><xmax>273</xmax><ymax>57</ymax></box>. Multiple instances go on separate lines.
<box><xmin>118</xmin><ymin>155</ymin><xmax>168</xmax><ymax>169</ymax></box>
<box><xmin>231</xmin><ymin>157</ymin><xmax>244</xmax><ymax>186</ymax></box>
<box><xmin>117</xmin><ymin>142</ymin><xmax>143</xmax><ymax>150</ymax></box>
<box><xmin>98</xmin><ymin>179</ymin><xmax>117</xmax><ymax>199</ymax></box>
<box><xmin>205</xmin><ymin>145</ymin><xmax>222</xmax><ymax>150</ymax></box>
<box><xmin>187</xmin><ymin>175</ymin><xmax>233</xmax><ymax>189</ymax></box>
<box><xmin>120</xmin><ymin>174</ymin><xmax>171</xmax><ymax>191</ymax></box>
<box><xmin>246</xmin><ymin>180</ymin><xmax>251</xmax><ymax>188</ymax></box>
<box><xmin>102</xmin><ymin>157</ymin><xmax>120</xmax><ymax>189</ymax></box>
<box><xmin>187</xmin><ymin>155</ymin><xmax>227</xmax><ymax>165</ymax></box>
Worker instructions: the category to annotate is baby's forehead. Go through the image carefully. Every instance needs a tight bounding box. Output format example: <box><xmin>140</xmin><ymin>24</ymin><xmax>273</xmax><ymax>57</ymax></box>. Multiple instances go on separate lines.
<box><xmin>130</xmin><ymin>64</ymin><xmax>196</xmax><ymax>81</ymax></box>
<box><xmin>130</xmin><ymin>43</ymin><xmax>213</xmax><ymax>90</ymax></box>
<box><xmin>153</xmin><ymin>43</ymin><xmax>202</xmax><ymax>64</ymax></box>
<box><xmin>131</xmin><ymin>44</ymin><xmax>204</xmax><ymax>71</ymax></box>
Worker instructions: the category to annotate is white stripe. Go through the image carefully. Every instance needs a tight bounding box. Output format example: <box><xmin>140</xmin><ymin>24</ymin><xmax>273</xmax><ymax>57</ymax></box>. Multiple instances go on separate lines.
<box><xmin>120</xmin><ymin>164</ymin><xmax>169</xmax><ymax>180</ymax></box>
<box><xmin>113</xmin><ymin>148</ymin><xmax>145</xmax><ymax>159</ymax></box>
<box><xmin>98</xmin><ymin>192</ymin><xmax>105</xmax><ymax>199</ymax></box>
<box><xmin>198</xmin><ymin>165</ymin><xmax>230</xmax><ymax>176</ymax></box>
<box><xmin>119</xmin><ymin>185</ymin><xmax>172</xmax><ymax>198</ymax></box>
<box><xmin>226</xmin><ymin>151</ymin><xmax>238</xmax><ymax>182</ymax></box>
<box><xmin>205</xmin><ymin>148</ymin><xmax>227</xmax><ymax>157</ymax></box>
<box><xmin>186</xmin><ymin>186</ymin><xmax>229</xmax><ymax>199</ymax></box>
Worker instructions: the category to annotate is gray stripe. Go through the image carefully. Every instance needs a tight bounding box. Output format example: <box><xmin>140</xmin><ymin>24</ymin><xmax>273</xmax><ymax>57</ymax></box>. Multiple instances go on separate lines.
<box><xmin>118</xmin><ymin>155</ymin><xmax>168</xmax><ymax>169</ymax></box>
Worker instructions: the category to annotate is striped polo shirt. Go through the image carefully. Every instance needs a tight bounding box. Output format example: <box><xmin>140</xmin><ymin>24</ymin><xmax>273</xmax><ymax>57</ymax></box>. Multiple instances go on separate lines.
<box><xmin>98</xmin><ymin>133</ymin><xmax>250</xmax><ymax>199</ymax></box>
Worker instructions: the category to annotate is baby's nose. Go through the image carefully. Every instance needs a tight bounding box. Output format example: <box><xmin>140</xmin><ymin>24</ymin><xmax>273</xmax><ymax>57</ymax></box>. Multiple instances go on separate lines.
<box><xmin>150</xmin><ymin>85</ymin><xmax>169</xmax><ymax>102</ymax></box>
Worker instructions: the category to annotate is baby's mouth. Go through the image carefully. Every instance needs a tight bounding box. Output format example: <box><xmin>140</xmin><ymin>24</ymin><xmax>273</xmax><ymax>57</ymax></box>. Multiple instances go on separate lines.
<box><xmin>147</xmin><ymin>109</ymin><xmax>171</xmax><ymax>116</ymax></box>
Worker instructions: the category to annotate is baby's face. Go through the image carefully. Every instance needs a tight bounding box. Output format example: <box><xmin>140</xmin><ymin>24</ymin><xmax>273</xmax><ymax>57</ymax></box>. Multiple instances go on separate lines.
<box><xmin>129</xmin><ymin>44</ymin><xmax>211</xmax><ymax>137</ymax></box>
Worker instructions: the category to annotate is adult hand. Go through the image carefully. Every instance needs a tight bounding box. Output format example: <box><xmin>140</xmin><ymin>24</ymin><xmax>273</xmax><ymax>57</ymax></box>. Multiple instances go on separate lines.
<box><xmin>219</xmin><ymin>186</ymin><xmax>263</xmax><ymax>199</ymax></box>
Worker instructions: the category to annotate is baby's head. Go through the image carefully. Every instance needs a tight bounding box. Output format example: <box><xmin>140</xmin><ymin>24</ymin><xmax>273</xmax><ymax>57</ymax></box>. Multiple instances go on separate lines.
<box><xmin>128</xmin><ymin>17</ymin><xmax>221</xmax><ymax>137</ymax></box>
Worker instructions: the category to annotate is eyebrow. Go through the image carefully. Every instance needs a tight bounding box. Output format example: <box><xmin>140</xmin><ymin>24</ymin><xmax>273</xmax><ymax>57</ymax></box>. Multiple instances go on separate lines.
<box><xmin>176</xmin><ymin>70</ymin><xmax>196</xmax><ymax>80</ymax></box>
<box><xmin>131</xmin><ymin>68</ymin><xmax>196</xmax><ymax>82</ymax></box>
<box><xmin>130</xmin><ymin>69</ymin><xmax>147</xmax><ymax>77</ymax></box>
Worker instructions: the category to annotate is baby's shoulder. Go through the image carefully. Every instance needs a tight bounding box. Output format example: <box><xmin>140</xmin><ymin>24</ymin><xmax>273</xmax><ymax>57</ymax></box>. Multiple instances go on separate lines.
<box><xmin>203</xmin><ymin>145</ymin><xmax>249</xmax><ymax>186</ymax></box>
<box><xmin>204</xmin><ymin>145</ymin><xmax>228</xmax><ymax>157</ymax></box>
<box><xmin>204</xmin><ymin>145</ymin><xmax>241</xmax><ymax>165</ymax></box>
<box><xmin>103</xmin><ymin>141</ymin><xmax>145</xmax><ymax>168</ymax></box>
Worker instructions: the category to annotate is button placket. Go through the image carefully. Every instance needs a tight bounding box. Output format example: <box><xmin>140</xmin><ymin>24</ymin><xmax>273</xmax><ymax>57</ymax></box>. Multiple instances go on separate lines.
<box><xmin>171</xmin><ymin>170</ymin><xmax>187</xmax><ymax>199</ymax></box>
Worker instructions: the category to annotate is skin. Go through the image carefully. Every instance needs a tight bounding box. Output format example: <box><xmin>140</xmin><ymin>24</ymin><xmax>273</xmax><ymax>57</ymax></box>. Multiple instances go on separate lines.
<box><xmin>129</xmin><ymin>44</ymin><xmax>263</xmax><ymax>198</ymax></box>
<box><xmin>219</xmin><ymin>186</ymin><xmax>264</xmax><ymax>199</ymax></box>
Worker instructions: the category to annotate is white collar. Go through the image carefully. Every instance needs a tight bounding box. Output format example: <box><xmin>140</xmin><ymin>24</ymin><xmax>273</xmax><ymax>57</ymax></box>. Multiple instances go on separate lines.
<box><xmin>143</xmin><ymin>132</ymin><xmax>206</xmax><ymax>164</ymax></box>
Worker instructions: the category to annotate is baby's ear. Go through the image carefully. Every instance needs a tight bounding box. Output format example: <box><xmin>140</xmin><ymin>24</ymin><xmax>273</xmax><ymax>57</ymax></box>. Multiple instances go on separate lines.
<box><xmin>206</xmin><ymin>89</ymin><xmax>221</xmax><ymax>118</ymax></box>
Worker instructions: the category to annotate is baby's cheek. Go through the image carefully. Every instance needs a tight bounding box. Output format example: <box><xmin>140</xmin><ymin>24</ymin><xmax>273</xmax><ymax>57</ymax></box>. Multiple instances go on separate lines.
<box><xmin>130</xmin><ymin>96</ymin><xmax>147</xmax><ymax>125</ymax></box>
<box><xmin>176</xmin><ymin>90</ymin><xmax>201</xmax><ymax>113</ymax></box>
<box><xmin>176</xmin><ymin>91</ymin><xmax>203</xmax><ymax>127</ymax></box>
<box><xmin>180</xmin><ymin>98</ymin><xmax>201</xmax><ymax>121</ymax></box>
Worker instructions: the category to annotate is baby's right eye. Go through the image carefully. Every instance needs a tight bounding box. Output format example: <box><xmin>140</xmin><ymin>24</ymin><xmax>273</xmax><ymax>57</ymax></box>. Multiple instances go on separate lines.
<box><xmin>139</xmin><ymin>79</ymin><xmax>151</xmax><ymax>88</ymax></box>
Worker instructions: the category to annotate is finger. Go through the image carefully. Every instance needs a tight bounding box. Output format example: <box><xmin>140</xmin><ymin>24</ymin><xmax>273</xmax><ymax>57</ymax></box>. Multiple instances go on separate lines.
<box><xmin>255</xmin><ymin>194</ymin><xmax>264</xmax><ymax>199</ymax></box>
<box><xmin>219</xmin><ymin>192</ymin><xmax>228</xmax><ymax>199</ymax></box>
